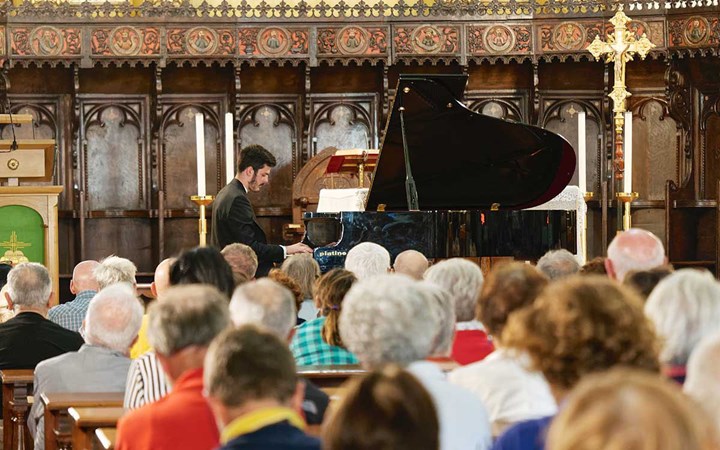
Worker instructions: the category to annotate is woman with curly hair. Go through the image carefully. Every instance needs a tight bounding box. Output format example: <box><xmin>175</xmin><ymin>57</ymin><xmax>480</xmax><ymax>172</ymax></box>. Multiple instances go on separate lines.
<box><xmin>547</xmin><ymin>367</ymin><xmax>719</xmax><ymax>450</ymax></box>
<box><xmin>323</xmin><ymin>364</ymin><xmax>439</xmax><ymax>450</ymax></box>
<box><xmin>289</xmin><ymin>268</ymin><xmax>358</xmax><ymax>365</ymax></box>
<box><xmin>492</xmin><ymin>276</ymin><xmax>660</xmax><ymax>450</ymax></box>
<box><xmin>449</xmin><ymin>262</ymin><xmax>553</xmax><ymax>436</ymax></box>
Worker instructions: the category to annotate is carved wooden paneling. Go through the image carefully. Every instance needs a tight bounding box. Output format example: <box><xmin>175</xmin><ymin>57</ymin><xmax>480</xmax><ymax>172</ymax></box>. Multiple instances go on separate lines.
<box><xmin>631</xmin><ymin>96</ymin><xmax>678</xmax><ymax>201</ymax></box>
<box><xmin>80</xmin><ymin>97</ymin><xmax>148</xmax><ymax>211</ymax></box>
<box><xmin>317</xmin><ymin>26</ymin><xmax>389</xmax><ymax>64</ymax></box>
<box><xmin>237</xmin><ymin>96</ymin><xmax>301</xmax><ymax>209</ymax></box>
<box><xmin>464</xmin><ymin>90</ymin><xmax>528</xmax><ymax>123</ymax></box>
<box><xmin>467</xmin><ymin>24</ymin><xmax>532</xmax><ymax>58</ymax></box>
<box><xmin>84</xmin><ymin>218</ymin><xmax>153</xmax><ymax>273</ymax></box>
<box><xmin>702</xmin><ymin>97</ymin><xmax>720</xmax><ymax>199</ymax></box>
<box><xmin>668</xmin><ymin>16</ymin><xmax>720</xmax><ymax>49</ymax></box>
<box><xmin>1</xmin><ymin>96</ymin><xmax>62</xmax><ymax>189</ymax></box>
<box><xmin>159</xmin><ymin>96</ymin><xmax>224</xmax><ymax>210</ymax></box>
<box><xmin>308</xmin><ymin>93</ymin><xmax>379</xmax><ymax>158</ymax></box>
<box><xmin>540</xmin><ymin>97</ymin><xmax>604</xmax><ymax>193</ymax></box>
<box><xmin>162</xmin><ymin>219</ymin><xmax>199</xmax><ymax>258</ymax></box>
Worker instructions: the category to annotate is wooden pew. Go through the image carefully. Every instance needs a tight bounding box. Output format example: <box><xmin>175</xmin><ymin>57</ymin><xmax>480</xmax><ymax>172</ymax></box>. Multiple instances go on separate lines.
<box><xmin>41</xmin><ymin>392</ymin><xmax>123</xmax><ymax>450</ymax></box>
<box><xmin>1</xmin><ymin>369</ymin><xmax>34</xmax><ymax>450</ymax></box>
<box><xmin>296</xmin><ymin>364</ymin><xmax>364</xmax><ymax>389</ymax></box>
<box><xmin>68</xmin><ymin>407</ymin><xmax>124</xmax><ymax>450</ymax></box>
<box><xmin>93</xmin><ymin>428</ymin><xmax>116</xmax><ymax>450</ymax></box>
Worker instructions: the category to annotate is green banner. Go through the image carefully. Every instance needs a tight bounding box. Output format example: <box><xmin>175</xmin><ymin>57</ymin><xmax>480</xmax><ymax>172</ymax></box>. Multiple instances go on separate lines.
<box><xmin>0</xmin><ymin>205</ymin><xmax>44</xmax><ymax>265</ymax></box>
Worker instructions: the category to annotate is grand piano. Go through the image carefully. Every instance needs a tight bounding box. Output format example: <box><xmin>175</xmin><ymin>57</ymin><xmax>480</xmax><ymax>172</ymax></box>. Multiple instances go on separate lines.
<box><xmin>302</xmin><ymin>74</ymin><xmax>577</xmax><ymax>272</ymax></box>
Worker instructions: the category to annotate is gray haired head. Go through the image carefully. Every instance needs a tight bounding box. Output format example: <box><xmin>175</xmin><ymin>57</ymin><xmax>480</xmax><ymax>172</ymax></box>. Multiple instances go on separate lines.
<box><xmin>6</xmin><ymin>262</ymin><xmax>52</xmax><ymax>309</ymax></box>
<box><xmin>229</xmin><ymin>278</ymin><xmax>296</xmax><ymax>339</ymax></box>
<box><xmin>536</xmin><ymin>249</ymin><xmax>580</xmax><ymax>281</ymax></box>
<box><xmin>340</xmin><ymin>274</ymin><xmax>439</xmax><ymax>368</ymax></box>
<box><xmin>148</xmin><ymin>285</ymin><xmax>231</xmax><ymax>356</ymax></box>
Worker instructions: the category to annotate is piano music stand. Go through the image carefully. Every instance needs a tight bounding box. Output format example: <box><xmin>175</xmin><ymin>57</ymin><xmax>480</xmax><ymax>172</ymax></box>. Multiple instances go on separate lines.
<box><xmin>325</xmin><ymin>149</ymin><xmax>379</xmax><ymax>188</ymax></box>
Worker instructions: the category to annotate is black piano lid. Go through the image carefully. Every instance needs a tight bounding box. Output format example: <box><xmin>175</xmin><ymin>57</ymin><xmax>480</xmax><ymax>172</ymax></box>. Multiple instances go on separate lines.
<box><xmin>365</xmin><ymin>74</ymin><xmax>576</xmax><ymax>211</ymax></box>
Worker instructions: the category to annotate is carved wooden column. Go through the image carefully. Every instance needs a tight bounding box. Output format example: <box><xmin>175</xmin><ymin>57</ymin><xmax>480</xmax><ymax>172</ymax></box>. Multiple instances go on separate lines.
<box><xmin>152</xmin><ymin>65</ymin><xmax>164</xmax><ymax>260</ymax></box>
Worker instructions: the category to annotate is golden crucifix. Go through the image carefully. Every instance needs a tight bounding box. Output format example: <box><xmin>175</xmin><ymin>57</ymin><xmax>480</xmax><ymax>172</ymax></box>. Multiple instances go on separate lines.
<box><xmin>588</xmin><ymin>5</ymin><xmax>655</xmax><ymax>229</ymax></box>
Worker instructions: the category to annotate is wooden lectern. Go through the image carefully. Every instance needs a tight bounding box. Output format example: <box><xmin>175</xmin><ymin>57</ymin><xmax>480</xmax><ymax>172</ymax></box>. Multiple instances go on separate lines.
<box><xmin>325</xmin><ymin>149</ymin><xmax>379</xmax><ymax>188</ymax></box>
<box><xmin>0</xmin><ymin>117</ymin><xmax>61</xmax><ymax>304</ymax></box>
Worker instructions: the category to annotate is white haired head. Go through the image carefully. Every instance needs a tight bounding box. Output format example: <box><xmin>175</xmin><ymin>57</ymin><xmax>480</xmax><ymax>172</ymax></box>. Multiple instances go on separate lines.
<box><xmin>229</xmin><ymin>279</ymin><xmax>296</xmax><ymax>339</ymax></box>
<box><xmin>645</xmin><ymin>269</ymin><xmax>720</xmax><ymax>366</ymax></box>
<box><xmin>536</xmin><ymin>249</ymin><xmax>580</xmax><ymax>280</ymax></box>
<box><xmin>5</xmin><ymin>263</ymin><xmax>52</xmax><ymax>310</ymax></box>
<box><xmin>424</xmin><ymin>258</ymin><xmax>483</xmax><ymax>322</ymax></box>
<box><xmin>84</xmin><ymin>283</ymin><xmax>144</xmax><ymax>353</ymax></box>
<box><xmin>422</xmin><ymin>282</ymin><xmax>455</xmax><ymax>357</ymax></box>
<box><xmin>339</xmin><ymin>274</ymin><xmax>440</xmax><ymax>368</ymax></box>
<box><xmin>606</xmin><ymin>228</ymin><xmax>665</xmax><ymax>282</ymax></box>
<box><xmin>94</xmin><ymin>256</ymin><xmax>137</xmax><ymax>290</ymax></box>
<box><xmin>684</xmin><ymin>332</ymin><xmax>720</xmax><ymax>433</ymax></box>
<box><xmin>344</xmin><ymin>242</ymin><xmax>391</xmax><ymax>280</ymax></box>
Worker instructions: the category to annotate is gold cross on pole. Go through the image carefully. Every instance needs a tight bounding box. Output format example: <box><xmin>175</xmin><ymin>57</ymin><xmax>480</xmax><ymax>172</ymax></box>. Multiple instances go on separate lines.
<box><xmin>588</xmin><ymin>5</ymin><xmax>654</xmax><ymax>229</ymax></box>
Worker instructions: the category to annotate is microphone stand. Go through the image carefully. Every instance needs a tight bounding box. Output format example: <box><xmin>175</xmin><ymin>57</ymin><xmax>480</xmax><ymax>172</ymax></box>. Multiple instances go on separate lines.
<box><xmin>398</xmin><ymin>86</ymin><xmax>419</xmax><ymax>211</ymax></box>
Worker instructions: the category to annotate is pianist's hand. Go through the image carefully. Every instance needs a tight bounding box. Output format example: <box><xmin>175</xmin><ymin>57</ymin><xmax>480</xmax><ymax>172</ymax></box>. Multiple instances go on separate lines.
<box><xmin>287</xmin><ymin>242</ymin><xmax>313</xmax><ymax>255</ymax></box>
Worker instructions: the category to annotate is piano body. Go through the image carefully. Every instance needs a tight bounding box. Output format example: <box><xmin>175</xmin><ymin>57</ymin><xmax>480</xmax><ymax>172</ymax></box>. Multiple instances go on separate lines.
<box><xmin>302</xmin><ymin>74</ymin><xmax>577</xmax><ymax>272</ymax></box>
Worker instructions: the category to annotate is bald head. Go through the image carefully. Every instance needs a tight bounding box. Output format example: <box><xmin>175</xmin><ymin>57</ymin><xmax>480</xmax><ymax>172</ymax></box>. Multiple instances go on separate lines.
<box><xmin>151</xmin><ymin>258</ymin><xmax>176</xmax><ymax>298</ymax></box>
<box><xmin>70</xmin><ymin>260</ymin><xmax>100</xmax><ymax>295</ymax></box>
<box><xmin>394</xmin><ymin>250</ymin><xmax>429</xmax><ymax>281</ymax></box>
<box><xmin>606</xmin><ymin>228</ymin><xmax>666</xmax><ymax>282</ymax></box>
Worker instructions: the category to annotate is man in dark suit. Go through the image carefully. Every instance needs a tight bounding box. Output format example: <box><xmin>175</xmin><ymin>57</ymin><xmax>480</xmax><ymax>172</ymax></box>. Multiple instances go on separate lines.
<box><xmin>0</xmin><ymin>263</ymin><xmax>85</xmax><ymax>405</ymax></box>
<box><xmin>211</xmin><ymin>145</ymin><xmax>311</xmax><ymax>277</ymax></box>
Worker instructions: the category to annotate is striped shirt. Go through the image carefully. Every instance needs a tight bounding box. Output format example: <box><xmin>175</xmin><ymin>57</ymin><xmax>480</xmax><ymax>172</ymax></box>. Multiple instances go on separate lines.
<box><xmin>289</xmin><ymin>317</ymin><xmax>358</xmax><ymax>366</ymax></box>
<box><xmin>48</xmin><ymin>290</ymin><xmax>97</xmax><ymax>332</ymax></box>
<box><xmin>124</xmin><ymin>351</ymin><xmax>171</xmax><ymax>409</ymax></box>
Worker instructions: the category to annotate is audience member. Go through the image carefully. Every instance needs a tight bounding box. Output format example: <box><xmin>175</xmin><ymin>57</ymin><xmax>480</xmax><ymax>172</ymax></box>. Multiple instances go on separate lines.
<box><xmin>116</xmin><ymin>285</ymin><xmax>230</xmax><ymax>450</ymax></box>
<box><xmin>0</xmin><ymin>284</ymin><xmax>12</xmax><ymax>323</ymax></box>
<box><xmin>229</xmin><ymin>278</ymin><xmax>330</xmax><ymax>425</ymax></box>
<box><xmin>125</xmin><ymin>248</ymin><xmax>234</xmax><ymax>409</ymax></box>
<box><xmin>644</xmin><ymin>269</ymin><xmax>720</xmax><ymax>383</ymax></box>
<box><xmin>450</xmin><ymin>262</ymin><xmax>554</xmax><ymax>436</ymax></box>
<box><xmin>579</xmin><ymin>256</ymin><xmax>607</xmax><ymax>275</ymax></box>
<box><xmin>1</xmin><ymin>263</ymin><xmax>85</xmax><ymax>362</ymax></box>
<box><xmin>0</xmin><ymin>263</ymin><xmax>84</xmax><ymax>407</ymax></box>
<box><xmin>204</xmin><ymin>326</ymin><xmax>321</xmax><ymax>450</ymax></box>
<box><xmin>492</xmin><ymin>276</ymin><xmax>660</xmax><ymax>450</ymax></box>
<box><xmin>48</xmin><ymin>260</ymin><xmax>100</xmax><ymax>332</ymax></box>
<box><xmin>268</xmin><ymin>269</ymin><xmax>304</xmax><ymax>324</ymax></box>
<box><xmin>684</xmin><ymin>332</ymin><xmax>720</xmax><ymax>433</ymax></box>
<box><xmin>129</xmin><ymin>257</ymin><xmax>176</xmax><ymax>359</ymax></box>
<box><xmin>323</xmin><ymin>364</ymin><xmax>439</xmax><ymax>450</ymax></box>
<box><xmin>95</xmin><ymin>255</ymin><xmax>137</xmax><ymax>290</ymax></box>
<box><xmin>547</xmin><ymin>368</ymin><xmax>719</xmax><ymax>450</ymax></box>
<box><xmin>623</xmin><ymin>265</ymin><xmax>673</xmax><ymax>301</ymax></box>
<box><xmin>423</xmin><ymin>283</ymin><xmax>458</xmax><ymax>369</ymax></box>
<box><xmin>605</xmin><ymin>228</ymin><xmax>666</xmax><ymax>282</ymax></box>
<box><xmin>344</xmin><ymin>242</ymin><xmax>390</xmax><ymax>280</ymax></box>
<box><xmin>221</xmin><ymin>243</ymin><xmax>258</xmax><ymax>285</ymax></box>
<box><xmin>536</xmin><ymin>249</ymin><xmax>580</xmax><ymax>280</ymax></box>
<box><xmin>30</xmin><ymin>284</ymin><xmax>143</xmax><ymax>450</ymax></box>
<box><xmin>170</xmin><ymin>246</ymin><xmax>235</xmax><ymax>298</ymax></box>
<box><xmin>0</xmin><ymin>263</ymin><xmax>11</xmax><ymax>323</ymax></box>
<box><xmin>290</xmin><ymin>269</ymin><xmax>358</xmax><ymax>365</ymax></box>
<box><xmin>425</xmin><ymin>258</ymin><xmax>492</xmax><ymax>365</ymax></box>
<box><xmin>0</xmin><ymin>262</ymin><xmax>13</xmax><ymax>288</ymax></box>
<box><xmin>341</xmin><ymin>274</ymin><xmax>492</xmax><ymax>450</ymax></box>
<box><xmin>393</xmin><ymin>250</ymin><xmax>429</xmax><ymax>280</ymax></box>
<box><xmin>281</xmin><ymin>254</ymin><xmax>321</xmax><ymax>321</ymax></box>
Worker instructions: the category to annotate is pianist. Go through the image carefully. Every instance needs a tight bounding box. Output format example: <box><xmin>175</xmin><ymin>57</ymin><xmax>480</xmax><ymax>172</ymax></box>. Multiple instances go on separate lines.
<box><xmin>211</xmin><ymin>145</ymin><xmax>311</xmax><ymax>277</ymax></box>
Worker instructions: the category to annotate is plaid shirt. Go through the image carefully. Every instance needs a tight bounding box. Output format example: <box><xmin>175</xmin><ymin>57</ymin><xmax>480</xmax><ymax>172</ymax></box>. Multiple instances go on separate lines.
<box><xmin>290</xmin><ymin>317</ymin><xmax>358</xmax><ymax>366</ymax></box>
<box><xmin>48</xmin><ymin>290</ymin><xmax>97</xmax><ymax>332</ymax></box>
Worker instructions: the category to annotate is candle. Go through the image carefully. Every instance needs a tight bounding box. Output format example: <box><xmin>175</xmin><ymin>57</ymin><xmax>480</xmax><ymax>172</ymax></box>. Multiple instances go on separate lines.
<box><xmin>225</xmin><ymin>112</ymin><xmax>234</xmax><ymax>184</ymax></box>
<box><xmin>577</xmin><ymin>111</ymin><xmax>586</xmax><ymax>193</ymax></box>
<box><xmin>624</xmin><ymin>111</ymin><xmax>633</xmax><ymax>193</ymax></box>
<box><xmin>195</xmin><ymin>113</ymin><xmax>206</xmax><ymax>197</ymax></box>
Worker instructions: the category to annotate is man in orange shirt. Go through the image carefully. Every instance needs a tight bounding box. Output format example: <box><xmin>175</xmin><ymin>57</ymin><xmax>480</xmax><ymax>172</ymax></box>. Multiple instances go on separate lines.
<box><xmin>115</xmin><ymin>285</ymin><xmax>231</xmax><ymax>450</ymax></box>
